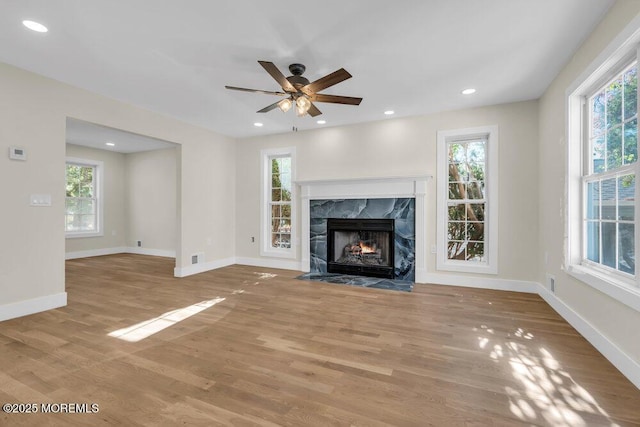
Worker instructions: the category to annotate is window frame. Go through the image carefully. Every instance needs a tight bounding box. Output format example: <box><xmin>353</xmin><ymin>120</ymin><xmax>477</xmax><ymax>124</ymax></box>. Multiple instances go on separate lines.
<box><xmin>65</xmin><ymin>157</ymin><xmax>104</xmax><ymax>238</ymax></box>
<box><xmin>581</xmin><ymin>60</ymin><xmax>637</xmax><ymax>279</ymax></box>
<box><xmin>260</xmin><ymin>147</ymin><xmax>296</xmax><ymax>259</ymax></box>
<box><xmin>436</xmin><ymin>125</ymin><xmax>499</xmax><ymax>274</ymax></box>
<box><xmin>566</xmin><ymin>40</ymin><xmax>640</xmax><ymax>313</ymax></box>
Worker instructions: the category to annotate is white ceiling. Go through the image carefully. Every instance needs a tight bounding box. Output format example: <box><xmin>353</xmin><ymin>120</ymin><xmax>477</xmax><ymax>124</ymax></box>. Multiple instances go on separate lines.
<box><xmin>66</xmin><ymin>118</ymin><xmax>178</xmax><ymax>154</ymax></box>
<box><xmin>0</xmin><ymin>1</ymin><xmax>615</xmax><ymax>139</ymax></box>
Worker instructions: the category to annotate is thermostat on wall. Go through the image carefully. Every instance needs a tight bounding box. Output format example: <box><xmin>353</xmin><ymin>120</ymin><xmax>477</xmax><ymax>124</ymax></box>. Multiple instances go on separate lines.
<box><xmin>9</xmin><ymin>146</ymin><xmax>27</xmax><ymax>161</ymax></box>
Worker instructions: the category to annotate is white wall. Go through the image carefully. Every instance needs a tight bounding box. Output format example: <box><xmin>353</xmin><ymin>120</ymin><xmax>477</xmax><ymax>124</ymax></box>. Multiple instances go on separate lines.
<box><xmin>64</xmin><ymin>144</ymin><xmax>178</xmax><ymax>257</ymax></box>
<box><xmin>0</xmin><ymin>61</ymin><xmax>235</xmax><ymax>318</ymax></box>
<box><xmin>236</xmin><ymin>100</ymin><xmax>540</xmax><ymax>286</ymax></box>
<box><xmin>65</xmin><ymin>144</ymin><xmax>127</xmax><ymax>253</ymax></box>
<box><xmin>1</xmin><ymin>69</ymin><xmax>66</xmax><ymax>310</ymax></box>
<box><xmin>126</xmin><ymin>147</ymin><xmax>177</xmax><ymax>253</ymax></box>
<box><xmin>539</xmin><ymin>2</ymin><xmax>640</xmax><ymax>364</ymax></box>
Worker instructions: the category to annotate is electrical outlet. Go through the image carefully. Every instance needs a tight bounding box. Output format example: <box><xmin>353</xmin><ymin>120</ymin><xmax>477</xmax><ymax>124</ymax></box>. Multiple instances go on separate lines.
<box><xmin>430</xmin><ymin>244</ymin><xmax>437</xmax><ymax>254</ymax></box>
<box><xmin>546</xmin><ymin>274</ymin><xmax>556</xmax><ymax>293</ymax></box>
<box><xmin>251</xmin><ymin>236</ymin><xmax>255</xmax><ymax>243</ymax></box>
<box><xmin>137</xmin><ymin>240</ymin><xmax>142</xmax><ymax>247</ymax></box>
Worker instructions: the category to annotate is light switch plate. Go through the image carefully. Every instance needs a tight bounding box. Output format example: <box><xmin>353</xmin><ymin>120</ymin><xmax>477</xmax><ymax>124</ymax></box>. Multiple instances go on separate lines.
<box><xmin>30</xmin><ymin>194</ymin><xmax>51</xmax><ymax>206</ymax></box>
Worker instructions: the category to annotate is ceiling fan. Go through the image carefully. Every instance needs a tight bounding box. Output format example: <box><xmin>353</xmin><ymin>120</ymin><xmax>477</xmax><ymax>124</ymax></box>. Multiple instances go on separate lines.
<box><xmin>225</xmin><ymin>61</ymin><xmax>362</xmax><ymax>117</ymax></box>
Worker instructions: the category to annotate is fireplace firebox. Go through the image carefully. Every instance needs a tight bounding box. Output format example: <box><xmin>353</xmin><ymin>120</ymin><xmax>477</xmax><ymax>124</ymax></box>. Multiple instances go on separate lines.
<box><xmin>326</xmin><ymin>218</ymin><xmax>395</xmax><ymax>279</ymax></box>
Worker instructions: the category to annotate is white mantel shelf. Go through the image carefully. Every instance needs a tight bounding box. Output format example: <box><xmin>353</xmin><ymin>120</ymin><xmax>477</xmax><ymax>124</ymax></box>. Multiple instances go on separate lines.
<box><xmin>297</xmin><ymin>175</ymin><xmax>432</xmax><ymax>201</ymax></box>
<box><xmin>298</xmin><ymin>175</ymin><xmax>431</xmax><ymax>283</ymax></box>
<box><xmin>295</xmin><ymin>175</ymin><xmax>432</xmax><ymax>186</ymax></box>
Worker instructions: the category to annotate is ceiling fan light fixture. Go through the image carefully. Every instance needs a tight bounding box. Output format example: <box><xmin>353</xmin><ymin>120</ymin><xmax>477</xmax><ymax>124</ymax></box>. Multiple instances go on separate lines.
<box><xmin>226</xmin><ymin>61</ymin><xmax>362</xmax><ymax>118</ymax></box>
<box><xmin>296</xmin><ymin>95</ymin><xmax>312</xmax><ymax>116</ymax></box>
<box><xmin>278</xmin><ymin>98</ymin><xmax>293</xmax><ymax>113</ymax></box>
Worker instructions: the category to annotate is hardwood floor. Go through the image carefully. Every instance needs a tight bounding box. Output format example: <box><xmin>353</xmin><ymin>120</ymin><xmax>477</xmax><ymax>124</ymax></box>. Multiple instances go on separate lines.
<box><xmin>0</xmin><ymin>254</ymin><xmax>638</xmax><ymax>426</ymax></box>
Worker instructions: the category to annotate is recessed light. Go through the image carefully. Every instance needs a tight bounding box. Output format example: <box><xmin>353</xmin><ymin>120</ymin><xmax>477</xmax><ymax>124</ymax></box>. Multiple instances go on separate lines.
<box><xmin>22</xmin><ymin>20</ymin><xmax>48</xmax><ymax>33</ymax></box>
<box><xmin>253</xmin><ymin>122</ymin><xmax>263</xmax><ymax>127</ymax></box>
<box><xmin>105</xmin><ymin>142</ymin><xmax>115</xmax><ymax>147</ymax></box>
<box><xmin>461</xmin><ymin>88</ymin><xmax>476</xmax><ymax>95</ymax></box>
<box><xmin>317</xmin><ymin>120</ymin><xmax>326</xmax><ymax>124</ymax></box>
<box><xmin>384</xmin><ymin>110</ymin><xmax>394</xmax><ymax>115</ymax></box>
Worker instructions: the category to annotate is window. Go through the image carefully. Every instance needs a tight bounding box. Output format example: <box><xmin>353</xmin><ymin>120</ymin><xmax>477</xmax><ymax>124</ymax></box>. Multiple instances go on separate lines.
<box><xmin>567</xmin><ymin>38</ymin><xmax>640</xmax><ymax>310</ymax></box>
<box><xmin>261</xmin><ymin>147</ymin><xmax>296</xmax><ymax>258</ymax></box>
<box><xmin>65</xmin><ymin>157</ymin><xmax>103</xmax><ymax>237</ymax></box>
<box><xmin>437</xmin><ymin>126</ymin><xmax>498</xmax><ymax>274</ymax></box>
<box><xmin>584</xmin><ymin>62</ymin><xmax>637</xmax><ymax>276</ymax></box>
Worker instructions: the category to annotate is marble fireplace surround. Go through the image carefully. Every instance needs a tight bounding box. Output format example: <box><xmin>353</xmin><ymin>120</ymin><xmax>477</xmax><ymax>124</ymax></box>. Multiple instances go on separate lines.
<box><xmin>298</xmin><ymin>176</ymin><xmax>430</xmax><ymax>283</ymax></box>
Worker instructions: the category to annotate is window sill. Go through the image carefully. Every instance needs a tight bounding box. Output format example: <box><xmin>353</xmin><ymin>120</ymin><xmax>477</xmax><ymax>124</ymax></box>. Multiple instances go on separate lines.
<box><xmin>260</xmin><ymin>248</ymin><xmax>296</xmax><ymax>260</ymax></box>
<box><xmin>66</xmin><ymin>231</ymin><xmax>104</xmax><ymax>239</ymax></box>
<box><xmin>437</xmin><ymin>260</ymin><xmax>497</xmax><ymax>275</ymax></box>
<box><xmin>567</xmin><ymin>264</ymin><xmax>640</xmax><ymax>313</ymax></box>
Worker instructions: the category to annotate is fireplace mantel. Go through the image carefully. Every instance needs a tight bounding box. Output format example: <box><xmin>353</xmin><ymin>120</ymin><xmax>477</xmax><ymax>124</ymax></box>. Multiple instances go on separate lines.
<box><xmin>297</xmin><ymin>175</ymin><xmax>431</xmax><ymax>282</ymax></box>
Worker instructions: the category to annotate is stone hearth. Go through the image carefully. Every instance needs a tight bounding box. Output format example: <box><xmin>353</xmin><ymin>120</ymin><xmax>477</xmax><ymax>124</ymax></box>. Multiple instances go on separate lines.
<box><xmin>310</xmin><ymin>198</ymin><xmax>415</xmax><ymax>281</ymax></box>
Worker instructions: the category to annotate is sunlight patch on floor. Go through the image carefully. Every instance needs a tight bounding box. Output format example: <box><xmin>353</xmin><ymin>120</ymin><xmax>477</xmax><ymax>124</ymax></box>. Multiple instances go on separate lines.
<box><xmin>475</xmin><ymin>325</ymin><xmax>619</xmax><ymax>427</ymax></box>
<box><xmin>108</xmin><ymin>297</ymin><xmax>226</xmax><ymax>342</ymax></box>
<box><xmin>253</xmin><ymin>272</ymin><xmax>277</xmax><ymax>280</ymax></box>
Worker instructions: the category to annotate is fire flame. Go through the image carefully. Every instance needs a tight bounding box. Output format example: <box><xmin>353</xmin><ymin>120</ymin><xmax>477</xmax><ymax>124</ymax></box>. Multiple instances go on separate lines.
<box><xmin>359</xmin><ymin>242</ymin><xmax>376</xmax><ymax>253</ymax></box>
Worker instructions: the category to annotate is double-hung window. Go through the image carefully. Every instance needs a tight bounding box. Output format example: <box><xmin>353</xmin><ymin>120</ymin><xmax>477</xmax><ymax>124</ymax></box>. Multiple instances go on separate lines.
<box><xmin>65</xmin><ymin>157</ymin><xmax>103</xmax><ymax>237</ymax></box>
<box><xmin>437</xmin><ymin>126</ymin><xmax>498</xmax><ymax>274</ymax></box>
<box><xmin>567</xmin><ymin>39</ymin><xmax>640</xmax><ymax>310</ymax></box>
<box><xmin>261</xmin><ymin>147</ymin><xmax>296</xmax><ymax>258</ymax></box>
<box><xmin>583</xmin><ymin>63</ymin><xmax>637</xmax><ymax>277</ymax></box>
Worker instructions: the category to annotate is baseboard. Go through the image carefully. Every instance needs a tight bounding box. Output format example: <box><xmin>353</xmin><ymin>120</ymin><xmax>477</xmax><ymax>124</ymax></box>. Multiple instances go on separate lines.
<box><xmin>235</xmin><ymin>257</ymin><xmax>302</xmax><ymax>271</ymax></box>
<box><xmin>538</xmin><ymin>285</ymin><xmax>640</xmax><ymax>390</ymax></box>
<box><xmin>0</xmin><ymin>292</ymin><xmax>67</xmax><ymax>322</ymax></box>
<box><xmin>415</xmin><ymin>268</ymin><xmax>428</xmax><ymax>284</ymax></box>
<box><xmin>174</xmin><ymin>257</ymin><xmax>236</xmax><ymax>278</ymax></box>
<box><xmin>125</xmin><ymin>247</ymin><xmax>176</xmax><ymax>258</ymax></box>
<box><xmin>419</xmin><ymin>272</ymin><xmax>539</xmax><ymax>293</ymax></box>
<box><xmin>66</xmin><ymin>247</ymin><xmax>175</xmax><ymax>260</ymax></box>
<box><xmin>65</xmin><ymin>247</ymin><xmax>127</xmax><ymax>260</ymax></box>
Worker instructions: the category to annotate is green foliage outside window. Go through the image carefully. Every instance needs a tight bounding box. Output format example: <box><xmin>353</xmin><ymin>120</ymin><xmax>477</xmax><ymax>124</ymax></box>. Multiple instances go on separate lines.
<box><xmin>447</xmin><ymin>141</ymin><xmax>486</xmax><ymax>262</ymax></box>
<box><xmin>591</xmin><ymin>66</ymin><xmax>637</xmax><ymax>173</ymax></box>
<box><xmin>66</xmin><ymin>165</ymin><xmax>94</xmax><ymax>197</ymax></box>
<box><xmin>65</xmin><ymin>164</ymin><xmax>96</xmax><ymax>232</ymax></box>
<box><xmin>270</xmin><ymin>157</ymin><xmax>292</xmax><ymax>248</ymax></box>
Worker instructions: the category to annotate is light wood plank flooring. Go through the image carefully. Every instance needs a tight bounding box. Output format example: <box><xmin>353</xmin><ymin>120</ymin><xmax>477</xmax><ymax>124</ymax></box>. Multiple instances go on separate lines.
<box><xmin>0</xmin><ymin>254</ymin><xmax>638</xmax><ymax>426</ymax></box>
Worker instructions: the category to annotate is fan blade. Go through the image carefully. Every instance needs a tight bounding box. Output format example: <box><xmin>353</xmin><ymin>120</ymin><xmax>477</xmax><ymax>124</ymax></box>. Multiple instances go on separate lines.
<box><xmin>258</xmin><ymin>61</ymin><xmax>297</xmax><ymax>93</ymax></box>
<box><xmin>257</xmin><ymin>100</ymin><xmax>281</xmax><ymax>113</ymax></box>
<box><xmin>301</xmin><ymin>68</ymin><xmax>352</xmax><ymax>95</ymax></box>
<box><xmin>225</xmin><ymin>86</ymin><xmax>287</xmax><ymax>96</ymax></box>
<box><xmin>307</xmin><ymin>102</ymin><xmax>322</xmax><ymax>117</ymax></box>
<box><xmin>309</xmin><ymin>93</ymin><xmax>362</xmax><ymax>105</ymax></box>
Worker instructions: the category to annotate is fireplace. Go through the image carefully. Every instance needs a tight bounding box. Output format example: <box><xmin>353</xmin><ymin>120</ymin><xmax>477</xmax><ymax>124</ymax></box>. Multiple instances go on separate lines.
<box><xmin>327</xmin><ymin>218</ymin><xmax>395</xmax><ymax>279</ymax></box>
